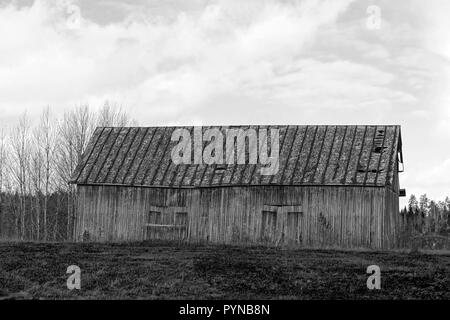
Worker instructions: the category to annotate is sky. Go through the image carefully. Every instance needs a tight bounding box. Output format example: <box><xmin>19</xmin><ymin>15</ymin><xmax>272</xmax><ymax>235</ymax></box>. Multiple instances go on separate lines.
<box><xmin>0</xmin><ymin>0</ymin><xmax>449</xmax><ymax>203</ymax></box>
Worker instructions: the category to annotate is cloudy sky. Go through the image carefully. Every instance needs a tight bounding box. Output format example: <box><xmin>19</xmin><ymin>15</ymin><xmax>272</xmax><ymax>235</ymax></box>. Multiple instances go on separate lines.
<box><xmin>0</xmin><ymin>0</ymin><xmax>449</xmax><ymax>203</ymax></box>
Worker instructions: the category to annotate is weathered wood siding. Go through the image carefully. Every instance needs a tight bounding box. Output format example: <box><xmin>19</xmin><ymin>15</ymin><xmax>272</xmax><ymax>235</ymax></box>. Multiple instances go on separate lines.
<box><xmin>76</xmin><ymin>184</ymin><xmax>399</xmax><ymax>249</ymax></box>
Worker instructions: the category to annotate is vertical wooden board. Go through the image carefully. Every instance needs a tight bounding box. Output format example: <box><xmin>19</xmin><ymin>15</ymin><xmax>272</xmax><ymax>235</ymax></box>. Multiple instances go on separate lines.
<box><xmin>363</xmin><ymin>188</ymin><xmax>369</xmax><ymax>247</ymax></box>
<box><xmin>207</xmin><ymin>189</ymin><xmax>214</xmax><ymax>242</ymax></box>
<box><xmin>370</xmin><ymin>188</ymin><xmax>377</xmax><ymax>248</ymax></box>
<box><xmin>91</xmin><ymin>186</ymin><xmax>97</xmax><ymax>239</ymax></box>
<box><xmin>219</xmin><ymin>188</ymin><xmax>227</xmax><ymax>242</ymax></box>
<box><xmin>189</xmin><ymin>189</ymin><xmax>197</xmax><ymax>241</ymax></box>
<box><xmin>90</xmin><ymin>186</ymin><xmax>97</xmax><ymax>240</ymax></box>
<box><xmin>75</xmin><ymin>187</ymin><xmax>82</xmax><ymax>240</ymax></box>
<box><xmin>335</xmin><ymin>188</ymin><xmax>340</xmax><ymax>247</ymax></box>
<box><xmin>212</xmin><ymin>188</ymin><xmax>220</xmax><ymax>242</ymax></box>
<box><xmin>109</xmin><ymin>187</ymin><xmax>115</xmax><ymax>240</ymax></box>
<box><xmin>105</xmin><ymin>187</ymin><xmax>112</xmax><ymax>240</ymax></box>
<box><xmin>112</xmin><ymin>187</ymin><xmax>119</xmax><ymax>240</ymax></box>
<box><xmin>115</xmin><ymin>188</ymin><xmax>121</xmax><ymax>239</ymax></box>
<box><xmin>84</xmin><ymin>186</ymin><xmax>90</xmax><ymax>238</ymax></box>
<box><xmin>120</xmin><ymin>188</ymin><xmax>127</xmax><ymax>239</ymax></box>
<box><xmin>124</xmin><ymin>188</ymin><xmax>130</xmax><ymax>240</ymax></box>
<box><xmin>120</xmin><ymin>187</ymin><xmax>126</xmax><ymax>239</ymax></box>
<box><xmin>94</xmin><ymin>186</ymin><xmax>100</xmax><ymax>240</ymax></box>
<box><xmin>101</xmin><ymin>187</ymin><xmax>107</xmax><ymax>241</ymax></box>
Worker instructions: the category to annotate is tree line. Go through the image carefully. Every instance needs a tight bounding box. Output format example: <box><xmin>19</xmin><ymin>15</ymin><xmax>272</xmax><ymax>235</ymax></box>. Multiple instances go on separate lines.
<box><xmin>400</xmin><ymin>194</ymin><xmax>450</xmax><ymax>236</ymax></box>
<box><xmin>1</xmin><ymin>105</ymin><xmax>449</xmax><ymax>243</ymax></box>
<box><xmin>0</xmin><ymin>103</ymin><xmax>136</xmax><ymax>241</ymax></box>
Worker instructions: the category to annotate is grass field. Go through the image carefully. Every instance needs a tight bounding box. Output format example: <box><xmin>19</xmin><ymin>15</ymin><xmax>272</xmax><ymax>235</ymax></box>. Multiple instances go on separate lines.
<box><xmin>0</xmin><ymin>241</ymin><xmax>449</xmax><ymax>300</ymax></box>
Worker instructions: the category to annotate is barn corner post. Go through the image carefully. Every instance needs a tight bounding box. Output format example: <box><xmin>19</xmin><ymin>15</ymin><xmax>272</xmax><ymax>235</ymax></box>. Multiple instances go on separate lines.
<box><xmin>70</xmin><ymin>125</ymin><xmax>405</xmax><ymax>250</ymax></box>
<box><xmin>71</xmin><ymin>183</ymin><xmax>80</xmax><ymax>242</ymax></box>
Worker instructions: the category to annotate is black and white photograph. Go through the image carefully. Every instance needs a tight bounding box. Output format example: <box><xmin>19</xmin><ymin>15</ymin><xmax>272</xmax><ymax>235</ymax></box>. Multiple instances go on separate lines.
<box><xmin>0</xmin><ymin>0</ymin><xmax>449</xmax><ymax>312</ymax></box>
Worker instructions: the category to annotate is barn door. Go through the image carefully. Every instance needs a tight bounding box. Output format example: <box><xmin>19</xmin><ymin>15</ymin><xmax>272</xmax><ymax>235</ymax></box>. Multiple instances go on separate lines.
<box><xmin>285</xmin><ymin>211</ymin><xmax>303</xmax><ymax>245</ymax></box>
<box><xmin>145</xmin><ymin>206</ymin><xmax>189</xmax><ymax>241</ymax></box>
<box><xmin>260</xmin><ymin>205</ymin><xmax>302</xmax><ymax>245</ymax></box>
<box><xmin>261</xmin><ymin>209</ymin><xmax>278</xmax><ymax>243</ymax></box>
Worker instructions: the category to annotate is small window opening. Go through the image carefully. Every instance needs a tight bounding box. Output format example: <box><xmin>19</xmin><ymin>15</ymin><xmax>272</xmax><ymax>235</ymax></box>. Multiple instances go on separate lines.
<box><xmin>148</xmin><ymin>210</ymin><xmax>161</xmax><ymax>224</ymax></box>
<box><xmin>175</xmin><ymin>212</ymin><xmax>188</xmax><ymax>226</ymax></box>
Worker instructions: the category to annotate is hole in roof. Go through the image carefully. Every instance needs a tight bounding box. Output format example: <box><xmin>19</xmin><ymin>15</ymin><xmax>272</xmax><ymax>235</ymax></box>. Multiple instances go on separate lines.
<box><xmin>373</xmin><ymin>146</ymin><xmax>387</xmax><ymax>153</ymax></box>
<box><xmin>215</xmin><ymin>165</ymin><xmax>227</xmax><ymax>171</ymax></box>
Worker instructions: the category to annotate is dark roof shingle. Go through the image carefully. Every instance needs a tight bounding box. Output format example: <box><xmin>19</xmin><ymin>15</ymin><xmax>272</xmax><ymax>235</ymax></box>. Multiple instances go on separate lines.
<box><xmin>70</xmin><ymin>125</ymin><xmax>402</xmax><ymax>187</ymax></box>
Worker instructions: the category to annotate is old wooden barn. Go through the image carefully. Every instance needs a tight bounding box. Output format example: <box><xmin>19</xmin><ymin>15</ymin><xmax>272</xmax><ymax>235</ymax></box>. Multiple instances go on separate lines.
<box><xmin>70</xmin><ymin>125</ymin><xmax>404</xmax><ymax>249</ymax></box>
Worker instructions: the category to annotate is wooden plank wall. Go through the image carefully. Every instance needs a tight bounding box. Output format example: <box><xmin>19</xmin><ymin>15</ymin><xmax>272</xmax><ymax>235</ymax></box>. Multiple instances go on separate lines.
<box><xmin>75</xmin><ymin>184</ymin><xmax>399</xmax><ymax>249</ymax></box>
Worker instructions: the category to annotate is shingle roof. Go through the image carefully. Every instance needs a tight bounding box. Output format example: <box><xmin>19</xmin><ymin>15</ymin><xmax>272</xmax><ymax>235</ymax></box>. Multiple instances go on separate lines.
<box><xmin>70</xmin><ymin>125</ymin><xmax>402</xmax><ymax>188</ymax></box>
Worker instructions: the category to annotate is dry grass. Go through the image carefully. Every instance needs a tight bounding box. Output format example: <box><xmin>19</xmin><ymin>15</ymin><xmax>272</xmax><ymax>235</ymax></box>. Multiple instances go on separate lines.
<box><xmin>0</xmin><ymin>241</ymin><xmax>449</xmax><ymax>300</ymax></box>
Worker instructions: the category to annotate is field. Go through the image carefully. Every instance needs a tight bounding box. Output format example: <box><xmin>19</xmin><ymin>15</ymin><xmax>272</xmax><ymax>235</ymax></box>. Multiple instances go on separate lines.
<box><xmin>0</xmin><ymin>242</ymin><xmax>449</xmax><ymax>300</ymax></box>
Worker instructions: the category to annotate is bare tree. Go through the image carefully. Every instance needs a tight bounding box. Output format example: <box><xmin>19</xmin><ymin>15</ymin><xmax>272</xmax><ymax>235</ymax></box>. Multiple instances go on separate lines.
<box><xmin>0</xmin><ymin>103</ymin><xmax>136</xmax><ymax>241</ymax></box>
<box><xmin>33</xmin><ymin>107</ymin><xmax>56</xmax><ymax>240</ymax></box>
<box><xmin>55</xmin><ymin>105</ymin><xmax>96</xmax><ymax>240</ymax></box>
<box><xmin>9</xmin><ymin>112</ymin><xmax>32</xmax><ymax>239</ymax></box>
<box><xmin>31</xmin><ymin>125</ymin><xmax>43</xmax><ymax>240</ymax></box>
<box><xmin>0</xmin><ymin>128</ymin><xmax>7</xmax><ymax>237</ymax></box>
<box><xmin>0</xmin><ymin>128</ymin><xmax>6</xmax><ymax>194</ymax></box>
<box><xmin>97</xmin><ymin>101</ymin><xmax>136</xmax><ymax>127</ymax></box>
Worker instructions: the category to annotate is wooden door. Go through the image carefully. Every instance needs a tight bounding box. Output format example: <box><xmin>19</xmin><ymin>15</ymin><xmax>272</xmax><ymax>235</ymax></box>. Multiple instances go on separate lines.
<box><xmin>286</xmin><ymin>211</ymin><xmax>303</xmax><ymax>245</ymax></box>
<box><xmin>261</xmin><ymin>210</ymin><xmax>278</xmax><ymax>243</ymax></box>
<box><xmin>145</xmin><ymin>206</ymin><xmax>189</xmax><ymax>241</ymax></box>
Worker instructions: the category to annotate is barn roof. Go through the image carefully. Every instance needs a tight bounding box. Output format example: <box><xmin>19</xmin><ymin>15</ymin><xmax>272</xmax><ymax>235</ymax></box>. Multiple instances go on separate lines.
<box><xmin>70</xmin><ymin>125</ymin><xmax>402</xmax><ymax>188</ymax></box>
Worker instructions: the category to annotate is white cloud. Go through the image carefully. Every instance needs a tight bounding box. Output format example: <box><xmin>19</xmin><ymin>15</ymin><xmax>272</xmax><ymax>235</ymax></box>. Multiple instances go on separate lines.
<box><xmin>0</xmin><ymin>0</ymin><xmax>369</xmax><ymax>122</ymax></box>
<box><xmin>0</xmin><ymin>0</ymin><xmax>449</xmax><ymax>199</ymax></box>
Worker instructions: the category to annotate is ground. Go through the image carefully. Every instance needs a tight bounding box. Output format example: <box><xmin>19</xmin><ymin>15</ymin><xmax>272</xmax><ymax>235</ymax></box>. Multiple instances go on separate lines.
<box><xmin>0</xmin><ymin>242</ymin><xmax>449</xmax><ymax>300</ymax></box>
